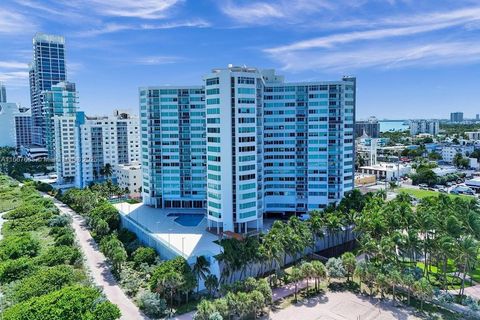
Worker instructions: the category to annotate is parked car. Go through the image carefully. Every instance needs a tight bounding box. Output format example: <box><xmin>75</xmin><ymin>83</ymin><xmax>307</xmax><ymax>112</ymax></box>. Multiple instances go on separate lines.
<box><xmin>439</xmin><ymin>188</ymin><xmax>447</xmax><ymax>193</ymax></box>
<box><xmin>446</xmin><ymin>182</ymin><xmax>453</xmax><ymax>187</ymax></box>
<box><xmin>418</xmin><ymin>184</ymin><xmax>428</xmax><ymax>190</ymax></box>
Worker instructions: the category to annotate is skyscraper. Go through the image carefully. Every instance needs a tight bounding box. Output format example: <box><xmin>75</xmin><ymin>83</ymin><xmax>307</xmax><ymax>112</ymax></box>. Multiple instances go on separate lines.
<box><xmin>41</xmin><ymin>81</ymin><xmax>78</xmax><ymax>157</ymax></box>
<box><xmin>450</xmin><ymin>112</ymin><xmax>463</xmax><ymax>123</ymax></box>
<box><xmin>0</xmin><ymin>82</ymin><xmax>7</xmax><ymax>103</ymax></box>
<box><xmin>141</xmin><ymin>66</ymin><xmax>356</xmax><ymax>233</ymax></box>
<box><xmin>29</xmin><ymin>33</ymin><xmax>67</xmax><ymax>148</ymax></box>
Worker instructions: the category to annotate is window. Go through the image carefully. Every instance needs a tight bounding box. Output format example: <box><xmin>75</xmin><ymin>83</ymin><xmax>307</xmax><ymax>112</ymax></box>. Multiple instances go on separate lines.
<box><xmin>206</xmin><ymin>78</ymin><xmax>219</xmax><ymax>86</ymax></box>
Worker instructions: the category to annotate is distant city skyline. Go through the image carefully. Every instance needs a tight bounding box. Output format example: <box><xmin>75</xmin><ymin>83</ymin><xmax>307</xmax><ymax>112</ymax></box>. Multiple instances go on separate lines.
<box><xmin>2</xmin><ymin>0</ymin><xmax>480</xmax><ymax>119</ymax></box>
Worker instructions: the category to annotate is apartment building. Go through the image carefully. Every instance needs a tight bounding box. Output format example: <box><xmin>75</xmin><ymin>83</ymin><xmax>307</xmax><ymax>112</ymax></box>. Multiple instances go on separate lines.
<box><xmin>141</xmin><ymin>66</ymin><xmax>355</xmax><ymax>233</ymax></box>
<box><xmin>139</xmin><ymin>86</ymin><xmax>206</xmax><ymax>208</ymax></box>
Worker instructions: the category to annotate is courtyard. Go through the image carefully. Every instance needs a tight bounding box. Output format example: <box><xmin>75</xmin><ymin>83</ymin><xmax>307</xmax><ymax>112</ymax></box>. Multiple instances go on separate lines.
<box><xmin>267</xmin><ymin>291</ymin><xmax>422</xmax><ymax>320</ymax></box>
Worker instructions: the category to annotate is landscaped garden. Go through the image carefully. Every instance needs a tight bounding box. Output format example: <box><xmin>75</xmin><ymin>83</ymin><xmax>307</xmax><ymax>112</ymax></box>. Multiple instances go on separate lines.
<box><xmin>0</xmin><ymin>175</ymin><xmax>120</xmax><ymax>319</ymax></box>
<box><xmin>3</xmin><ymin>171</ymin><xmax>480</xmax><ymax>319</ymax></box>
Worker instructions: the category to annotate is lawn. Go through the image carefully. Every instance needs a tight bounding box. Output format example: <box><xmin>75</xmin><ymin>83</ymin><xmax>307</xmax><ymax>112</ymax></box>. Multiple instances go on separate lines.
<box><xmin>397</xmin><ymin>188</ymin><xmax>472</xmax><ymax>200</ymax></box>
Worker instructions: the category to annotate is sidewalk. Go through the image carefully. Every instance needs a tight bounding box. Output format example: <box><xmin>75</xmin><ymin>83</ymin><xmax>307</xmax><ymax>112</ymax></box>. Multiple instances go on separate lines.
<box><xmin>47</xmin><ymin>195</ymin><xmax>148</xmax><ymax>320</ymax></box>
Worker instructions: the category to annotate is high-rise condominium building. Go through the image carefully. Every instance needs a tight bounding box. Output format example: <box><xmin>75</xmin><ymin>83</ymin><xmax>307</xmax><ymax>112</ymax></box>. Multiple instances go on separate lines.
<box><xmin>54</xmin><ymin>115</ymin><xmax>77</xmax><ymax>183</ymax></box>
<box><xmin>140</xmin><ymin>87</ymin><xmax>206</xmax><ymax>208</ymax></box>
<box><xmin>14</xmin><ymin>108</ymin><xmax>32</xmax><ymax>149</ymax></box>
<box><xmin>141</xmin><ymin>66</ymin><xmax>356</xmax><ymax>233</ymax></box>
<box><xmin>54</xmin><ymin>110</ymin><xmax>140</xmax><ymax>186</ymax></box>
<box><xmin>409</xmin><ymin>119</ymin><xmax>440</xmax><ymax>136</ymax></box>
<box><xmin>450</xmin><ymin>112</ymin><xmax>464</xmax><ymax>123</ymax></box>
<box><xmin>355</xmin><ymin>117</ymin><xmax>380</xmax><ymax>138</ymax></box>
<box><xmin>0</xmin><ymin>82</ymin><xmax>6</xmax><ymax>103</ymax></box>
<box><xmin>29</xmin><ymin>33</ymin><xmax>67</xmax><ymax>149</ymax></box>
<box><xmin>42</xmin><ymin>81</ymin><xmax>78</xmax><ymax>157</ymax></box>
<box><xmin>0</xmin><ymin>102</ymin><xmax>32</xmax><ymax>149</ymax></box>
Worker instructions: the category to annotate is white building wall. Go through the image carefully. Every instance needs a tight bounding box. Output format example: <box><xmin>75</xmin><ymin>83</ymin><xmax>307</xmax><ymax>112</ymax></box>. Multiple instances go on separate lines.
<box><xmin>54</xmin><ymin>115</ymin><xmax>77</xmax><ymax>183</ymax></box>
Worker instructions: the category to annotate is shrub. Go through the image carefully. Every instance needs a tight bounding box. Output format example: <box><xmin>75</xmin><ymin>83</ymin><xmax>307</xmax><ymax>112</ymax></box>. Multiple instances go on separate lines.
<box><xmin>0</xmin><ymin>257</ymin><xmax>37</xmax><ymax>284</ymax></box>
<box><xmin>0</xmin><ymin>233</ymin><xmax>40</xmax><ymax>260</ymax></box>
<box><xmin>137</xmin><ymin>291</ymin><xmax>167</xmax><ymax>319</ymax></box>
<box><xmin>37</xmin><ymin>245</ymin><xmax>82</xmax><ymax>266</ymax></box>
<box><xmin>119</xmin><ymin>267</ymin><xmax>143</xmax><ymax>297</ymax></box>
<box><xmin>132</xmin><ymin>247</ymin><xmax>157</xmax><ymax>267</ymax></box>
<box><xmin>89</xmin><ymin>203</ymin><xmax>120</xmax><ymax>231</ymax></box>
<box><xmin>54</xmin><ymin>232</ymin><xmax>76</xmax><ymax>246</ymax></box>
<box><xmin>4</xmin><ymin>205</ymin><xmax>38</xmax><ymax>219</ymax></box>
<box><xmin>48</xmin><ymin>215</ymin><xmax>71</xmax><ymax>227</ymax></box>
<box><xmin>326</xmin><ymin>257</ymin><xmax>346</xmax><ymax>280</ymax></box>
<box><xmin>10</xmin><ymin>265</ymin><xmax>77</xmax><ymax>302</ymax></box>
<box><xmin>3</xmin><ymin>285</ymin><xmax>121</xmax><ymax>320</ymax></box>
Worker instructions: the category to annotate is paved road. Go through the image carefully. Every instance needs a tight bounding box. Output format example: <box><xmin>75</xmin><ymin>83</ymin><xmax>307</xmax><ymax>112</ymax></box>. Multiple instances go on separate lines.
<box><xmin>47</xmin><ymin>195</ymin><xmax>148</xmax><ymax>320</ymax></box>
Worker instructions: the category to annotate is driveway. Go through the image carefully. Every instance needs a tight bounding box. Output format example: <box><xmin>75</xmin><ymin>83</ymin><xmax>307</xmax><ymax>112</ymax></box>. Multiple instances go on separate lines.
<box><xmin>47</xmin><ymin>195</ymin><xmax>148</xmax><ymax>320</ymax></box>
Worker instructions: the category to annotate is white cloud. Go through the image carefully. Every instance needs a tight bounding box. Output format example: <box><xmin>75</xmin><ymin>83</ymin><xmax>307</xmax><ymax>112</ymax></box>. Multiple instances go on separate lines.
<box><xmin>76</xmin><ymin>19</ymin><xmax>210</xmax><ymax>37</ymax></box>
<box><xmin>0</xmin><ymin>9</ymin><xmax>36</xmax><ymax>34</ymax></box>
<box><xmin>69</xmin><ymin>0</ymin><xmax>183</xmax><ymax>19</ymax></box>
<box><xmin>269</xmin><ymin>40</ymin><xmax>480</xmax><ymax>72</ymax></box>
<box><xmin>264</xmin><ymin>5</ymin><xmax>480</xmax><ymax>71</ymax></box>
<box><xmin>0</xmin><ymin>61</ymin><xmax>28</xmax><ymax>69</ymax></box>
<box><xmin>220</xmin><ymin>0</ymin><xmax>333</xmax><ymax>25</ymax></box>
<box><xmin>0</xmin><ymin>71</ymin><xmax>29</xmax><ymax>86</ymax></box>
<box><xmin>266</xmin><ymin>6</ymin><xmax>480</xmax><ymax>54</ymax></box>
<box><xmin>135</xmin><ymin>56</ymin><xmax>183</xmax><ymax>65</ymax></box>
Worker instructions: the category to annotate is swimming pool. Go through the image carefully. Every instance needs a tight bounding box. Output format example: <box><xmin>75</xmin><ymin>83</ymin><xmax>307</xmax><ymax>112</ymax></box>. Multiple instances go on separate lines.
<box><xmin>167</xmin><ymin>213</ymin><xmax>205</xmax><ymax>227</ymax></box>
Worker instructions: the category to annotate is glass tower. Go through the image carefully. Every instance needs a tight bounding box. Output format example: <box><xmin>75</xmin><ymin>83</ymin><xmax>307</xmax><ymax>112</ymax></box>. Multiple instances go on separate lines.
<box><xmin>29</xmin><ymin>33</ymin><xmax>67</xmax><ymax>148</ymax></box>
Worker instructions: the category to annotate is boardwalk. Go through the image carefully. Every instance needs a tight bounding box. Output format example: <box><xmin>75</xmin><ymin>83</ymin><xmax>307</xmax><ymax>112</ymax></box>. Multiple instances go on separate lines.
<box><xmin>47</xmin><ymin>195</ymin><xmax>148</xmax><ymax>320</ymax></box>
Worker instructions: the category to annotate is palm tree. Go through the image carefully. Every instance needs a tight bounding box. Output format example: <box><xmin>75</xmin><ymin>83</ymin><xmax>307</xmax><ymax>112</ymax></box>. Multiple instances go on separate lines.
<box><xmin>290</xmin><ymin>266</ymin><xmax>303</xmax><ymax>302</ymax></box>
<box><xmin>456</xmin><ymin>236</ymin><xmax>479</xmax><ymax>298</ymax></box>
<box><xmin>341</xmin><ymin>252</ymin><xmax>356</xmax><ymax>282</ymax></box>
<box><xmin>102</xmin><ymin>163</ymin><xmax>113</xmax><ymax>179</ymax></box>
<box><xmin>204</xmin><ymin>274</ymin><xmax>218</xmax><ymax>297</ymax></box>
<box><xmin>311</xmin><ymin>260</ymin><xmax>327</xmax><ymax>292</ymax></box>
<box><xmin>301</xmin><ymin>262</ymin><xmax>314</xmax><ymax>293</ymax></box>
<box><xmin>192</xmin><ymin>255</ymin><xmax>211</xmax><ymax>294</ymax></box>
<box><xmin>308</xmin><ymin>211</ymin><xmax>324</xmax><ymax>255</ymax></box>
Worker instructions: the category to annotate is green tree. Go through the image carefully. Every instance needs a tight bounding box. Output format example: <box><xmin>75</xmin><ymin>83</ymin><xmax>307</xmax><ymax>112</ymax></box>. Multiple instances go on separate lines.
<box><xmin>413</xmin><ymin>278</ymin><xmax>434</xmax><ymax>311</ymax></box>
<box><xmin>193</xmin><ymin>255</ymin><xmax>211</xmax><ymax>294</ymax></box>
<box><xmin>311</xmin><ymin>260</ymin><xmax>327</xmax><ymax>291</ymax></box>
<box><xmin>300</xmin><ymin>262</ymin><xmax>314</xmax><ymax>292</ymax></box>
<box><xmin>205</xmin><ymin>274</ymin><xmax>219</xmax><ymax>297</ymax></box>
<box><xmin>290</xmin><ymin>266</ymin><xmax>303</xmax><ymax>302</ymax></box>
<box><xmin>132</xmin><ymin>247</ymin><xmax>157</xmax><ymax>267</ymax></box>
<box><xmin>341</xmin><ymin>252</ymin><xmax>357</xmax><ymax>282</ymax></box>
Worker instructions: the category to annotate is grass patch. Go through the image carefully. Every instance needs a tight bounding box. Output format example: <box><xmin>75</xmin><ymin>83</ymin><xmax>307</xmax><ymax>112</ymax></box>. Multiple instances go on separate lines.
<box><xmin>397</xmin><ymin>188</ymin><xmax>471</xmax><ymax>200</ymax></box>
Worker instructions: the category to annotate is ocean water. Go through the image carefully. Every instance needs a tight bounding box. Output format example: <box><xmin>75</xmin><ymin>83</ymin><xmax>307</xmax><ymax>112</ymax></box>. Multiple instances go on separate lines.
<box><xmin>379</xmin><ymin>120</ymin><xmax>409</xmax><ymax>132</ymax></box>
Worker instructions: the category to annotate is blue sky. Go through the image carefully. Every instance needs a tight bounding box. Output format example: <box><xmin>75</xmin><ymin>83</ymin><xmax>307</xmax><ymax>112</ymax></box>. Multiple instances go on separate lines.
<box><xmin>2</xmin><ymin>0</ymin><xmax>480</xmax><ymax>119</ymax></box>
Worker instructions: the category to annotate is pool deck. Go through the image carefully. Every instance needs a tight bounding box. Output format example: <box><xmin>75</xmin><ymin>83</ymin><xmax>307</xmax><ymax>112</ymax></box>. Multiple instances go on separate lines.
<box><xmin>114</xmin><ymin>203</ymin><xmax>222</xmax><ymax>261</ymax></box>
